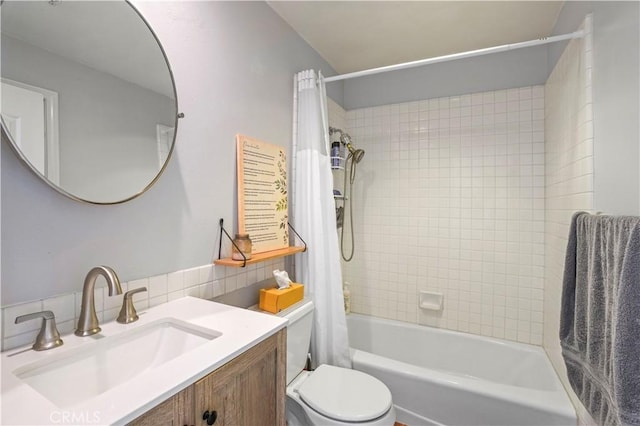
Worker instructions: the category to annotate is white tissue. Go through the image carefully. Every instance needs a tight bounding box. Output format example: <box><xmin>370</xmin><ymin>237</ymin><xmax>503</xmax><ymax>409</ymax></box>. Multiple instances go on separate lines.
<box><xmin>273</xmin><ymin>269</ymin><xmax>292</xmax><ymax>289</ymax></box>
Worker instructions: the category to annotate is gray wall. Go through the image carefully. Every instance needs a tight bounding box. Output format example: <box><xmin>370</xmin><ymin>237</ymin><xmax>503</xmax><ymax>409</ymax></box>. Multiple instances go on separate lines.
<box><xmin>551</xmin><ymin>1</ymin><xmax>640</xmax><ymax>216</ymax></box>
<box><xmin>341</xmin><ymin>45</ymin><xmax>549</xmax><ymax>110</ymax></box>
<box><xmin>1</xmin><ymin>1</ymin><xmax>339</xmax><ymax>305</ymax></box>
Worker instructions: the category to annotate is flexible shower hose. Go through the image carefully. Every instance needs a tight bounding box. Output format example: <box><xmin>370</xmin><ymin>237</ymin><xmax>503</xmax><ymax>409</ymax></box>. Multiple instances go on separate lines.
<box><xmin>340</xmin><ymin>153</ymin><xmax>358</xmax><ymax>262</ymax></box>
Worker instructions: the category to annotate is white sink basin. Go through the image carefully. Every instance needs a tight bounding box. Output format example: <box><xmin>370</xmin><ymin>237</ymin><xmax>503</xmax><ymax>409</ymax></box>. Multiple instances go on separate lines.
<box><xmin>13</xmin><ymin>318</ymin><xmax>221</xmax><ymax>408</ymax></box>
<box><xmin>2</xmin><ymin>297</ymin><xmax>288</xmax><ymax>425</ymax></box>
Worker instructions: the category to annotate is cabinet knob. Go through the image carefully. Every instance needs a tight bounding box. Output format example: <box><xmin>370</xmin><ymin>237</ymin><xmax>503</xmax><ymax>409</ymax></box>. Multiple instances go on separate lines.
<box><xmin>202</xmin><ymin>410</ymin><xmax>217</xmax><ymax>425</ymax></box>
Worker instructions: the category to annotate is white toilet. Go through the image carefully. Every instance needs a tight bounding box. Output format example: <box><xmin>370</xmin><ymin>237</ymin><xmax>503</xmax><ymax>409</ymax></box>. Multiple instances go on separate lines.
<box><xmin>275</xmin><ymin>299</ymin><xmax>396</xmax><ymax>426</ymax></box>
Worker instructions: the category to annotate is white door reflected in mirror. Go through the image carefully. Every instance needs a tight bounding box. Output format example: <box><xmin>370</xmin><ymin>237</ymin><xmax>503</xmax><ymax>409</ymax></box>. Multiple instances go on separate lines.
<box><xmin>1</xmin><ymin>79</ymin><xmax>59</xmax><ymax>184</ymax></box>
<box><xmin>156</xmin><ymin>124</ymin><xmax>175</xmax><ymax>169</ymax></box>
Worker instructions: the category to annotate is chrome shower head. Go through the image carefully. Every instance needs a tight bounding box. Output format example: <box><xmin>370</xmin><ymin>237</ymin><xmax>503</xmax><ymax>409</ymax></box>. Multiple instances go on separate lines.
<box><xmin>339</xmin><ymin>133</ymin><xmax>365</xmax><ymax>163</ymax></box>
<box><xmin>330</xmin><ymin>128</ymin><xmax>365</xmax><ymax>163</ymax></box>
<box><xmin>347</xmin><ymin>144</ymin><xmax>365</xmax><ymax>163</ymax></box>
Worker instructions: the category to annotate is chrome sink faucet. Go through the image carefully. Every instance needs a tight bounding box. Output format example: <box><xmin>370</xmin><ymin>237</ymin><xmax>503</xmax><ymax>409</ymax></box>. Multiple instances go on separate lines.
<box><xmin>15</xmin><ymin>310</ymin><xmax>63</xmax><ymax>351</ymax></box>
<box><xmin>75</xmin><ymin>266</ymin><xmax>123</xmax><ymax>337</ymax></box>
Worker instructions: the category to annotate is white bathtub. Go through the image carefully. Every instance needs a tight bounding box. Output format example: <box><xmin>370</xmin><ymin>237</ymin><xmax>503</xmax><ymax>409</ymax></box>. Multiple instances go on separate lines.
<box><xmin>347</xmin><ymin>314</ymin><xmax>576</xmax><ymax>426</ymax></box>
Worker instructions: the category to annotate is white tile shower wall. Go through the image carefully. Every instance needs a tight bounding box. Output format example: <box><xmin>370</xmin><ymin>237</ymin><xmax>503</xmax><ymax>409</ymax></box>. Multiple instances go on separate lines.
<box><xmin>327</xmin><ymin>97</ymin><xmax>346</xmax><ymax>132</ymax></box>
<box><xmin>342</xmin><ymin>86</ymin><xmax>545</xmax><ymax>345</ymax></box>
<box><xmin>1</xmin><ymin>258</ymin><xmax>285</xmax><ymax>351</ymax></box>
<box><xmin>543</xmin><ymin>16</ymin><xmax>593</xmax><ymax>422</ymax></box>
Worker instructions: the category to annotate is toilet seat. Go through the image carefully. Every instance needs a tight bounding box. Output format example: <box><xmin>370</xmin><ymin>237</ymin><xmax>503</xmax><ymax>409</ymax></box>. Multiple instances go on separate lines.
<box><xmin>298</xmin><ymin>365</ymin><xmax>393</xmax><ymax>422</ymax></box>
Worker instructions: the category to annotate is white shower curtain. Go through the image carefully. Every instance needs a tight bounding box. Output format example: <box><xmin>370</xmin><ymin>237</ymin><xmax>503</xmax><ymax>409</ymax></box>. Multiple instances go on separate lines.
<box><xmin>292</xmin><ymin>70</ymin><xmax>351</xmax><ymax>368</ymax></box>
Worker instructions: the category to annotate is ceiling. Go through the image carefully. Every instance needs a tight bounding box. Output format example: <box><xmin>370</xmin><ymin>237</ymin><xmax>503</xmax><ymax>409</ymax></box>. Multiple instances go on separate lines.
<box><xmin>267</xmin><ymin>1</ymin><xmax>565</xmax><ymax>75</ymax></box>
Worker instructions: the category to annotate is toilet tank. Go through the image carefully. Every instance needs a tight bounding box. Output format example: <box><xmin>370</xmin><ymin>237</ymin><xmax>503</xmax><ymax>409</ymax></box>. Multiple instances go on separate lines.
<box><xmin>278</xmin><ymin>299</ymin><xmax>314</xmax><ymax>385</ymax></box>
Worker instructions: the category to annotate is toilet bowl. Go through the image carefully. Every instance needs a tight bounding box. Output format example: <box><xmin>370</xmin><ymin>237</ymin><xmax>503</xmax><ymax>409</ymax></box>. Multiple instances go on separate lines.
<box><xmin>286</xmin><ymin>365</ymin><xmax>396</xmax><ymax>426</ymax></box>
<box><xmin>265</xmin><ymin>298</ymin><xmax>396</xmax><ymax>426</ymax></box>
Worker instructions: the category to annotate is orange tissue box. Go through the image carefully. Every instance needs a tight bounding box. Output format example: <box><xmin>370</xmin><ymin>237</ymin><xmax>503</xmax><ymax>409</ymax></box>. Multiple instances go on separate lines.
<box><xmin>259</xmin><ymin>283</ymin><xmax>304</xmax><ymax>313</ymax></box>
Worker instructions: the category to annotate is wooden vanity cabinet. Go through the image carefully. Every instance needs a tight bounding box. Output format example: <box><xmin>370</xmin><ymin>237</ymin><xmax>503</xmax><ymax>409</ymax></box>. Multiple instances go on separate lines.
<box><xmin>129</xmin><ymin>386</ymin><xmax>195</xmax><ymax>426</ymax></box>
<box><xmin>129</xmin><ymin>329</ymin><xmax>286</xmax><ymax>426</ymax></box>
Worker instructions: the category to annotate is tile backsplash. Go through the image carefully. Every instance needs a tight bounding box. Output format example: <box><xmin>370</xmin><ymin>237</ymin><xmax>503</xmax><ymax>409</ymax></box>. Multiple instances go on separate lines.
<box><xmin>338</xmin><ymin>85</ymin><xmax>545</xmax><ymax>345</ymax></box>
<box><xmin>1</xmin><ymin>259</ymin><xmax>284</xmax><ymax>351</ymax></box>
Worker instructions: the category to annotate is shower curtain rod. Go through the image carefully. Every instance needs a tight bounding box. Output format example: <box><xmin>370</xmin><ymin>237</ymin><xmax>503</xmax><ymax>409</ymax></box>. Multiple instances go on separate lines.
<box><xmin>323</xmin><ymin>30</ymin><xmax>584</xmax><ymax>83</ymax></box>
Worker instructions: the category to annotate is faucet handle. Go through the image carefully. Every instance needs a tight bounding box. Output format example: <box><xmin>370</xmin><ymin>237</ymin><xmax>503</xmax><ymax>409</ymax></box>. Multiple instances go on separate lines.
<box><xmin>117</xmin><ymin>287</ymin><xmax>147</xmax><ymax>324</ymax></box>
<box><xmin>15</xmin><ymin>310</ymin><xmax>64</xmax><ymax>351</ymax></box>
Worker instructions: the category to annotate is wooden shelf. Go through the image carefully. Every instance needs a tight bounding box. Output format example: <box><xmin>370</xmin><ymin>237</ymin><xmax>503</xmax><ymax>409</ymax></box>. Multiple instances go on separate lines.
<box><xmin>214</xmin><ymin>246</ymin><xmax>306</xmax><ymax>267</ymax></box>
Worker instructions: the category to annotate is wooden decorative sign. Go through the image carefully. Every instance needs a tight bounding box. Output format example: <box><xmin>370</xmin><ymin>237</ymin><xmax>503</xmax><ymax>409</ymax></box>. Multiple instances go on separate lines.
<box><xmin>236</xmin><ymin>134</ymin><xmax>289</xmax><ymax>254</ymax></box>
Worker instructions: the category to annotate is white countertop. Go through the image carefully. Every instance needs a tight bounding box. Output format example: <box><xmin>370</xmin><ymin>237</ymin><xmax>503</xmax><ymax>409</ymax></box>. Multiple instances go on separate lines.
<box><xmin>1</xmin><ymin>297</ymin><xmax>287</xmax><ymax>425</ymax></box>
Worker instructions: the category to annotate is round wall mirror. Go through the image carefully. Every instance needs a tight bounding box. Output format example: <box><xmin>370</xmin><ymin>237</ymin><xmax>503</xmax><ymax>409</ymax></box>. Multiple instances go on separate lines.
<box><xmin>1</xmin><ymin>0</ymin><xmax>179</xmax><ymax>204</ymax></box>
